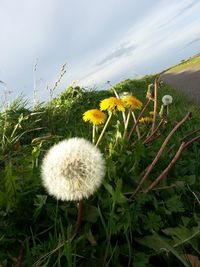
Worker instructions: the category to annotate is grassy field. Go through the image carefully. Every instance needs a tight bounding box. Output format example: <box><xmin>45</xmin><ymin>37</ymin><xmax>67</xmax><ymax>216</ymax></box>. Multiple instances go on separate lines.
<box><xmin>165</xmin><ymin>54</ymin><xmax>200</xmax><ymax>73</ymax></box>
<box><xmin>0</xmin><ymin>75</ymin><xmax>200</xmax><ymax>266</ymax></box>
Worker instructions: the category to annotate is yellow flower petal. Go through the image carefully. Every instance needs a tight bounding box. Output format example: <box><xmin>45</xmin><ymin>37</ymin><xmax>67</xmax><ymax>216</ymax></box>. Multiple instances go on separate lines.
<box><xmin>139</xmin><ymin>117</ymin><xmax>154</xmax><ymax>124</ymax></box>
<box><xmin>149</xmin><ymin>111</ymin><xmax>155</xmax><ymax>116</ymax></box>
<box><xmin>100</xmin><ymin>97</ymin><xmax>125</xmax><ymax>112</ymax></box>
<box><xmin>122</xmin><ymin>96</ymin><xmax>143</xmax><ymax>110</ymax></box>
<box><xmin>83</xmin><ymin>109</ymin><xmax>106</xmax><ymax>125</ymax></box>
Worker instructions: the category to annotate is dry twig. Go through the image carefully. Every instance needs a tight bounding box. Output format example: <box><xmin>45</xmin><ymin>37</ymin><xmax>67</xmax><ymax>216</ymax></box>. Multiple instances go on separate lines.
<box><xmin>131</xmin><ymin>112</ymin><xmax>192</xmax><ymax>197</ymax></box>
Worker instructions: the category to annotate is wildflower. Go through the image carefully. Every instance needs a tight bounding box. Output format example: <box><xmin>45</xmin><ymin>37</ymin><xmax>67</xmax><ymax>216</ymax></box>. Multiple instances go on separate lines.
<box><xmin>122</xmin><ymin>95</ymin><xmax>143</xmax><ymax>110</ymax></box>
<box><xmin>100</xmin><ymin>97</ymin><xmax>125</xmax><ymax>112</ymax></box>
<box><xmin>83</xmin><ymin>109</ymin><xmax>106</xmax><ymax>125</ymax></box>
<box><xmin>162</xmin><ymin>95</ymin><xmax>173</xmax><ymax>106</ymax></box>
<box><xmin>149</xmin><ymin>111</ymin><xmax>155</xmax><ymax>116</ymax></box>
<box><xmin>41</xmin><ymin>138</ymin><xmax>105</xmax><ymax>201</ymax></box>
<box><xmin>139</xmin><ymin>117</ymin><xmax>154</xmax><ymax>123</ymax></box>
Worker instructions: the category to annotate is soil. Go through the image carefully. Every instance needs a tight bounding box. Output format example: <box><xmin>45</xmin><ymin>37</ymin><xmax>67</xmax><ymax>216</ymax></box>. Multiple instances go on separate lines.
<box><xmin>161</xmin><ymin>66</ymin><xmax>200</xmax><ymax>105</ymax></box>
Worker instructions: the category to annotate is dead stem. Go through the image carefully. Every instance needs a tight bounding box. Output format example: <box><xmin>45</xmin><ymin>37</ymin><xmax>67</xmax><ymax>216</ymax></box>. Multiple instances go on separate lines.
<box><xmin>145</xmin><ymin>134</ymin><xmax>200</xmax><ymax>192</ymax></box>
<box><xmin>131</xmin><ymin>112</ymin><xmax>192</xmax><ymax>197</ymax></box>
<box><xmin>128</xmin><ymin>99</ymin><xmax>150</xmax><ymax>140</ymax></box>
<box><xmin>144</xmin><ymin>142</ymin><xmax>186</xmax><ymax>193</ymax></box>
<box><xmin>143</xmin><ymin>119</ymin><xmax>164</xmax><ymax>144</ymax></box>
<box><xmin>151</xmin><ymin>76</ymin><xmax>159</xmax><ymax>133</ymax></box>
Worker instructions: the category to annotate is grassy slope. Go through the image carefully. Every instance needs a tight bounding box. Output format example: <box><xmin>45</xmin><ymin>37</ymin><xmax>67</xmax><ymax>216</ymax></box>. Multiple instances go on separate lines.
<box><xmin>164</xmin><ymin>54</ymin><xmax>200</xmax><ymax>73</ymax></box>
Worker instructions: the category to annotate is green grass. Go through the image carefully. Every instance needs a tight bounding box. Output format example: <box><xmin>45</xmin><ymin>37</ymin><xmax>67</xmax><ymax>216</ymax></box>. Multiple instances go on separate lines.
<box><xmin>165</xmin><ymin>54</ymin><xmax>200</xmax><ymax>73</ymax></box>
<box><xmin>0</xmin><ymin>76</ymin><xmax>200</xmax><ymax>267</ymax></box>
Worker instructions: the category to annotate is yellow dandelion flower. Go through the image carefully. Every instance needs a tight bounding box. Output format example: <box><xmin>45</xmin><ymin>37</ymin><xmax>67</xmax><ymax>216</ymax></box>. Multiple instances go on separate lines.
<box><xmin>149</xmin><ymin>111</ymin><xmax>155</xmax><ymax>116</ymax></box>
<box><xmin>139</xmin><ymin>117</ymin><xmax>154</xmax><ymax>123</ymax></box>
<box><xmin>100</xmin><ymin>97</ymin><xmax>125</xmax><ymax>112</ymax></box>
<box><xmin>122</xmin><ymin>96</ymin><xmax>143</xmax><ymax>110</ymax></box>
<box><xmin>83</xmin><ymin>109</ymin><xmax>106</xmax><ymax>125</ymax></box>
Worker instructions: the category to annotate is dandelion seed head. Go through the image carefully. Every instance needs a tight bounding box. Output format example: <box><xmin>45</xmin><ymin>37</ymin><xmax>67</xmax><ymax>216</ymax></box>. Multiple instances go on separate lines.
<box><xmin>41</xmin><ymin>138</ymin><xmax>105</xmax><ymax>201</ymax></box>
<box><xmin>162</xmin><ymin>95</ymin><xmax>173</xmax><ymax>106</ymax></box>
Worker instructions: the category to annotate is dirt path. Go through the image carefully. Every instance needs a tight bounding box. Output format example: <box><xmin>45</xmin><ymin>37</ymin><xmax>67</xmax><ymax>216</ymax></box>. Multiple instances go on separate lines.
<box><xmin>161</xmin><ymin>66</ymin><xmax>200</xmax><ymax>105</ymax></box>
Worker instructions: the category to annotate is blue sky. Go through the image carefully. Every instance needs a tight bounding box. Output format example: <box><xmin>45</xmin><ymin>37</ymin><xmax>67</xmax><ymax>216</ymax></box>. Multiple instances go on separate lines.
<box><xmin>0</xmin><ymin>0</ymin><xmax>200</xmax><ymax>103</ymax></box>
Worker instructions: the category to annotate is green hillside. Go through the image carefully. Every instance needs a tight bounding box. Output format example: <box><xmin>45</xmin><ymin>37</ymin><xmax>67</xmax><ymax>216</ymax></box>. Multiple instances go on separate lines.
<box><xmin>165</xmin><ymin>53</ymin><xmax>200</xmax><ymax>73</ymax></box>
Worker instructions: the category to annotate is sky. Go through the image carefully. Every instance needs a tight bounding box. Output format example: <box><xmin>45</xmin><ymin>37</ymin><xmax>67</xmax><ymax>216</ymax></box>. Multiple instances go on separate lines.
<box><xmin>0</xmin><ymin>0</ymin><xmax>200</xmax><ymax>104</ymax></box>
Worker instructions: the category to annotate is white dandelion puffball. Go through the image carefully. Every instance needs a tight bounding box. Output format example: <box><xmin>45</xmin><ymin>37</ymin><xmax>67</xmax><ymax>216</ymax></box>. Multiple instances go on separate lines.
<box><xmin>41</xmin><ymin>138</ymin><xmax>105</xmax><ymax>201</ymax></box>
<box><xmin>162</xmin><ymin>95</ymin><xmax>173</xmax><ymax>106</ymax></box>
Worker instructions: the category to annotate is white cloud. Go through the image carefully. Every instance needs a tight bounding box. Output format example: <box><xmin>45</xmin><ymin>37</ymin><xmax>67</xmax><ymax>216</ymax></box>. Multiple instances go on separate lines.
<box><xmin>78</xmin><ymin>0</ymin><xmax>200</xmax><ymax>87</ymax></box>
<box><xmin>0</xmin><ymin>0</ymin><xmax>200</xmax><ymax>102</ymax></box>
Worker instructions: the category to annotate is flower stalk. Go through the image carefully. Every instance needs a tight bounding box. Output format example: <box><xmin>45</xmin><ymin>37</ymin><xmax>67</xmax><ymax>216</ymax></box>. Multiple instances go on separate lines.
<box><xmin>131</xmin><ymin>111</ymin><xmax>141</xmax><ymax>139</ymax></box>
<box><xmin>128</xmin><ymin>98</ymin><xmax>150</xmax><ymax>140</ymax></box>
<box><xmin>92</xmin><ymin>124</ymin><xmax>96</xmax><ymax>144</ymax></box>
<box><xmin>151</xmin><ymin>76</ymin><xmax>159</xmax><ymax>133</ymax></box>
<box><xmin>123</xmin><ymin>110</ymin><xmax>131</xmax><ymax>139</ymax></box>
<box><xmin>96</xmin><ymin>112</ymin><xmax>113</xmax><ymax>147</ymax></box>
<box><xmin>75</xmin><ymin>199</ymin><xmax>84</xmax><ymax>234</ymax></box>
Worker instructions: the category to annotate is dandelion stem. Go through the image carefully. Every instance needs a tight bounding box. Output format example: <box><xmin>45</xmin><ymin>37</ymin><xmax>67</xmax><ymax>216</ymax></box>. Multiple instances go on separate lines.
<box><xmin>131</xmin><ymin>111</ymin><xmax>141</xmax><ymax>139</ymax></box>
<box><xmin>123</xmin><ymin>110</ymin><xmax>131</xmax><ymax>139</ymax></box>
<box><xmin>75</xmin><ymin>199</ymin><xmax>84</xmax><ymax>234</ymax></box>
<box><xmin>96</xmin><ymin>113</ymin><xmax>113</xmax><ymax>147</ymax></box>
<box><xmin>92</xmin><ymin>124</ymin><xmax>96</xmax><ymax>144</ymax></box>
<box><xmin>107</xmin><ymin>81</ymin><xmax>126</xmax><ymax>127</ymax></box>
<box><xmin>128</xmin><ymin>99</ymin><xmax>150</xmax><ymax>140</ymax></box>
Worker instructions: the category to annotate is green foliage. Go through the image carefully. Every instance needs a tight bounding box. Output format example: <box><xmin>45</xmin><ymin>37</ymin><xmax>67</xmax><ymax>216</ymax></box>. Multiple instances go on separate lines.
<box><xmin>0</xmin><ymin>77</ymin><xmax>200</xmax><ymax>267</ymax></box>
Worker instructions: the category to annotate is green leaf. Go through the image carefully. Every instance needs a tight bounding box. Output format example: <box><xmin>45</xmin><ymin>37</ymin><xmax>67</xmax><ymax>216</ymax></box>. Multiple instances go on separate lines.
<box><xmin>166</xmin><ymin>195</ymin><xmax>185</xmax><ymax>213</ymax></box>
<box><xmin>136</xmin><ymin>233</ymin><xmax>191</xmax><ymax>267</ymax></box>
<box><xmin>143</xmin><ymin>212</ymin><xmax>163</xmax><ymax>232</ymax></box>
<box><xmin>33</xmin><ymin>195</ymin><xmax>47</xmax><ymax>220</ymax></box>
